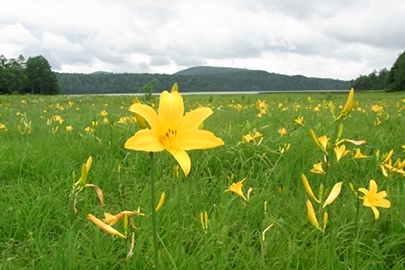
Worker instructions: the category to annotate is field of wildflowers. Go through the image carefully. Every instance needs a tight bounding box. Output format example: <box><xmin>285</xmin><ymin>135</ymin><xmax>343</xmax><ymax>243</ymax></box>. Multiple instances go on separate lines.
<box><xmin>1</xmin><ymin>87</ymin><xmax>405</xmax><ymax>269</ymax></box>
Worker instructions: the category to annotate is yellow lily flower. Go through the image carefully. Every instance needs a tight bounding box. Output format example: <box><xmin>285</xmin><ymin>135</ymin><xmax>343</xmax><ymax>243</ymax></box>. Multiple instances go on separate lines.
<box><xmin>71</xmin><ymin>157</ymin><xmax>105</xmax><ymax>213</ymax></box>
<box><xmin>87</xmin><ymin>214</ymin><xmax>126</xmax><ymax>238</ymax></box>
<box><xmin>353</xmin><ymin>148</ymin><xmax>367</xmax><ymax>159</ymax></box>
<box><xmin>309</xmin><ymin>129</ymin><xmax>321</xmax><ymax>149</ymax></box>
<box><xmin>99</xmin><ymin>110</ymin><xmax>108</xmax><ymax>117</ymax></box>
<box><xmin>155</xmin><ymin>192</ymin><xmax>166</xmax><ymax>211</ymax></box>
<box><xmin>358</xmin><ymin>180</ymin><xmax>391</xmax><ymax>220</ymax></box>
<box><xmin>318</xmin><ymin>136</ymin><xmax>329</xmax><ymax>153</ymax></box>
<box><xmin>308</xmin><ymin>130</ymin><xmax>329</xmax><ymax>153</ymax></box>
<box><xmin>124</xmin><ymin>83</ymin><xmax>224</xmax><ymax>176</ymax></box>
<box><xmin>335</xmin><ymin>139</ymin><xmax>366</xmax><ymax>146</ymax></box>
<box><xmin>225</xmin><ymin>178</ymin><xmax>248</xmax><ymax>201</ymax></box>
<box><xmin>294</xmin><ymin>116</ymin><xmax>304</xmax><ymax>125</ymax></box>
<box><xmin>306</xmin><ymin>200</ymin><xmax>321</xmax><ymax>231</ymax></box>
<box><xmin>323</xmin><ymin>182</ymin><xmax>342</xmax><ymax>208</ymax></box>
<box><xmin>301</xmin><ymin>174</ymin><xmax>319</xmax><ymax>202</ymax></box>
<box><xmin>65</xmin><ymin>125</ymin><xmax>73</xmax><ymax>132</ymax></box>
<box><xmin>310</xmin><ymin>162</ymin><xmax>326</xmax><ymax>174</ymax></box>
<box><xmin>334</xmin><ymin>145</ymin><xmax>350</xmax><ymax>162</ymax></box>
<box><xmin>242</xmin><ymin>131</ymin><xmax>262</xmax><ymax>144</ymax></box>
<box><xmin>381</xmin><ymin>159</ymin><xmax>405</xmax><ymax>177</ymax></box>
<box><xmin>380</xmin><ymin>149</ymin><xmax>394</xmax><ymax>164</ymax></box>
<box><xmin>75</xmin><ymin>156</ymin><xmax>93</xmax><ymax>190</ymax></box>
<box><xmin>102</xmin><ymin>209</ymin><xmax>144</xmax><ymax>226</ymax></box>
<box><xmin>277</xmin><ymin>127</ymin><xmax>287</xmax><ymax>136</ymax></box>
<box><xmin>336</xmin><ymin>88</ymin><xmax>356</xmax><ymax>121</ymax></box>
<box><xmin>279</xmin><ymin>143</ymin><xmax>291</xmax><ymax>154</ymax></box>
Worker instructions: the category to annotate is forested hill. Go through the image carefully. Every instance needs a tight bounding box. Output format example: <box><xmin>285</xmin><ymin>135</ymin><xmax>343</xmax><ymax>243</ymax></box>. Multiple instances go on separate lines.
<box><xmin>56</xmin><ymin>66</ymin><xmax>351</xmax><ymax>94</ymax></box>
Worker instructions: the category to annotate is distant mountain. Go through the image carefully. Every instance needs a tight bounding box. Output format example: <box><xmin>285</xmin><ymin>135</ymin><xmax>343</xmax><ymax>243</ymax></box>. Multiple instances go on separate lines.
<box><xmin>174</xmin><ymin>66</ymin><xmax>250</xmax><ymax>76</ymax></box>
<box><xmin>56</xmin><ymin>66</ymin><xmax>351</xmax><ymax>95</ymax></box>
<box><xmin>91</xmin><ymin>70</ymin><xmax>113</xmax><ymax>74</ymax></box>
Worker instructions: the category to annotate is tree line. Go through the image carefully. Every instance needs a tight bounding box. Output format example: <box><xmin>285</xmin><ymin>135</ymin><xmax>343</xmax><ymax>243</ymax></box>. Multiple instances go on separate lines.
<box><xmin>0</xmin><ymin>55</ymin><xmax>60</xmax><ymax>95</ymax></box>
<box><xmin>351</xmin><ymin>50</ymin><xmax>405</xmax><ymax>92</ymax></box>
<box><xmin>3</xmin><ymin>50</ymin><xmax>405</xmax><ymax>95</ymax></box>
<box><xmin>56</xmin><ymin>69</ymin><xmax>351</xmax><ymax>95</ymax></box>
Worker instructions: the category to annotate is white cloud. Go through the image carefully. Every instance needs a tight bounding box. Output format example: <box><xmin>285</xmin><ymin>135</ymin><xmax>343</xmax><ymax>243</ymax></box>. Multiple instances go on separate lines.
<box><xmin>0</xmin><ymin>0</ymin><xmax>404</xmax><ymax>80</ymax></box>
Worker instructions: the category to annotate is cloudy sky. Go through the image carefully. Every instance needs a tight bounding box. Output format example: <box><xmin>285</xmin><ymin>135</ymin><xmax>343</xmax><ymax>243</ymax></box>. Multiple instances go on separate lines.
<box><xmin>1</xmin><ymin>0</ymin><xmax>404</xmax><ymax>80</ymax></box>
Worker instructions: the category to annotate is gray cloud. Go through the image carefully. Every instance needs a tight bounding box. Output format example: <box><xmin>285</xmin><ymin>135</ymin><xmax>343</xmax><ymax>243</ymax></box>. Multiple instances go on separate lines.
<box><xmin>150</xmin><ymin>55</ymin><xmax>171</xmax><ymax>66</ymax></box>
<box><xmin>0</xmin><ymin>0</ymin><xmax>403</xmax><ymax>80</ymax></box>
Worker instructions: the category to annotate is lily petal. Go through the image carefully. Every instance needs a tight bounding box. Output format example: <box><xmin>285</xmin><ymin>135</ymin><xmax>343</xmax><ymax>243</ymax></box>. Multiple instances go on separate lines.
<box><xmin>336</xmin><ymin>139</ymin><xmax>366</xmax><ymax>146</ymax></box>
<box><xmin>158</xmin><ymin>91</ymin><xmax>184</xmax><ymax>127</ymax></box>
<box><xmin>323</xmin><ymin>182</ymin><xmax>342</xmax><ymax>207</ymax></box>
<box><xmin>318</xmin><ymin>136</ymin><xmax>329</xmax><ymax>152</ymax></box>
<box><xmin>167</xmin><ymin>149</ymin><xmax>191</xmax><ymax>176</ymax></box>
<box><xmin>369</xmin><ymin>180</ymin><xmax>377</xmax><ymax>194</ymax></box>
<box><xmin>374</xmin><ymin>191</ymin><xmax>388</xmax><ymax>200</ymax></box>
<box><xmin>129</xmin><ymin>103</ymin><xmax>161</xmax><ymax>131</ymax></box>
<box><xmin>179</xmin><ymin>108</ymin><xmax>213</xmax><ymax>133</ymax></box>
<box><xmin>84</xmin><ymin>184</ymin><xmax>105</xmax><ymax>206</ymax></box>
<box><xmin>374</xmin><ymin>198</ymin><xmax>391</xmax><ymax>208</ymax></box>
<box><xmin>371</xmin><ymin>206</ymin><xmax>380</xmax><ymax>220</ymax></box>
<box><xmin>125</xmin><ymin>130</ymin><xmax>165</xmax><ymax>152</ymax></box>
<box><xmin>87</xmin><ymin>214</ymin><xmax>126</xmax><ymax>238</ymax></box>
<box><xmin>178</xmin><ymin>130</ymin><xmax>225</xmax><ymax>150</ymax></box>
<box><xmin>358</xmin><ymin>187</ymin><xmax>368</xmax><ymax>195</ymax></box>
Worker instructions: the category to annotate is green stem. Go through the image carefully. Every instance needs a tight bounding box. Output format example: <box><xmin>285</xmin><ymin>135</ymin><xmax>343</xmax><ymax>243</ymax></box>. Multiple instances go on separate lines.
<box><xmin>176</xmin><ymin>173</ymin><xmax>183</xmax><ymax>267</ymax></box>
<box><xmin>149</xmin><ymin>152</ymin><xmax>159</xmax><ymax>268</ymax></box>
<box><xmin>353</xmin><ymin>198</ymin><xmax>360</xmax><ymax>270</ymax></box>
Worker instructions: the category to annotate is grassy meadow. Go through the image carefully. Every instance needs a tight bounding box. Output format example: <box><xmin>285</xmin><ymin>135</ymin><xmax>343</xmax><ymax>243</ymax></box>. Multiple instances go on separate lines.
<box><xmin>1</xmin><ymin>90</ymin><xmax>405</xmax><ymax>269</ymax></box>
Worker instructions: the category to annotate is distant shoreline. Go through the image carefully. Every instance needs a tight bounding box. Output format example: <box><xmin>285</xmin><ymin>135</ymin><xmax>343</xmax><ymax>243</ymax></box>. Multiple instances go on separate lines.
<box><xmin>66</xmin><ymin>89</ymin><xmax>350</xmax><ymax>96</ymax></box>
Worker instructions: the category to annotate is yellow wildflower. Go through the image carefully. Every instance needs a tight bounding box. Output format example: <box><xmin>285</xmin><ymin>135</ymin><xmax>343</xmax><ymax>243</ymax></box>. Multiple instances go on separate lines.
<box><xmin>353</xmin><ymin>148</ymin><xmax>367</xmax><ymax>159</ymax></box>
<box><xmin>336</xmin><ymin>88</ymin><xmax>356</xmax><ymax>121</ymax></box>
<box><xmin>334</xmin><ymin>145</ymin><xmax>350</xmax><ymax>162</ymax></box>
<box><xmin>310</xmin><ymin>162</ymin><xmax>326</xmax><ymax>174</ymax></box>
<box><xmin>125</xmin><ymin>84</ymin><xmax>224</xmax><ymax>176</ymax></box>
<box><xmin>294</xmin><ymin>116</ymin><xmax>304</xmax><ymax>125</ymax></box>
<box><xmin>87</xmin><ymin>214</ymin><xmax>126</xmax><ymax>238</ymax></box>
<box><xmin>306</xmin><ymin>200</ymin><xmax>321</xmax><ymax>231</ymax></box>
<box><xmin>358</xmin><ymin>180</ymin><xmax>391</xmax><ymax>220</ymax></box>
<box><xmin>225</xmin><ymin>178</ymin><xmax>248</xmax><ymax>201</ymax></box>
<box><xmin>277</xmin><ymin>127</ymin><xmax>287</xmax><ymax>136</ymax></box>
<box><xmin>323</xmin><ymin>182</ymin><xmax>342</xmax><ymax>208</ymax></box>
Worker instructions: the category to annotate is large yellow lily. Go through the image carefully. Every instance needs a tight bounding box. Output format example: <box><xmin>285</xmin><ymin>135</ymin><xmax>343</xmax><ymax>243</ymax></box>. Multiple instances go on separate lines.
<box><xmin>125</xmin><ymin>84</ymin><xmax>224</xmax><ymax>176</ymax></box>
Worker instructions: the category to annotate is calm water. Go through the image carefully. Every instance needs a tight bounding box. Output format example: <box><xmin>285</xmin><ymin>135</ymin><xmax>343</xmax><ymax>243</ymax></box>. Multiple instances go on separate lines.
<box><xmin>82</xmin><ymin>89</ymin><xmax>349</xmax><ymax>96</ymax></box>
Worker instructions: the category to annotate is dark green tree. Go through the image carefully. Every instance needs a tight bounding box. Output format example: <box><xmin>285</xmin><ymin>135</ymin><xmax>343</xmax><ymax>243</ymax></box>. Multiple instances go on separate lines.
<box><xmin>139</xmin><ymin>78</ymin><xmax>158</xmax><ymax>101</ymax></box>
<box><xmin>385</xmin><ymin>50</ymin><xmax>405</xmax><ymax>92</ymax></box>
<box><xmin>0</xmin><ymin>55</ymin><xmax>27</xmax><ymax>94</ymax></box>
<box><xmin>0</xmin><ymin>55</ymin><xmax>12</xmax><ymax>94</ymax></box>
<box><xmin>8</xmin><ymin>55</ymin><xmax>28</xmax><ymax>94</ymax></box>
<box><xmin>350</xmin><ymin>69</ymin><xmax>388</xmax><ymax>90</ymax></box>
<box><xmin>25</xmin><ymin>55</ymin><xmax>60</xmax><ymax>95</ymax></box>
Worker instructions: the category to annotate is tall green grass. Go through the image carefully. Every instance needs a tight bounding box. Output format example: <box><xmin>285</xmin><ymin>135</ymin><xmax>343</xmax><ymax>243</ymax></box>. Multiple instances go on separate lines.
<box><xmin>1</xmin><ymin>91</ymin><xmax>405</xmax><ymax>269</ymax></box>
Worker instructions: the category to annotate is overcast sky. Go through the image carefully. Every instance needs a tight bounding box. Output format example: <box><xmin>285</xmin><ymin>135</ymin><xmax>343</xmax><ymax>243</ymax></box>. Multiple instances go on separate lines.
<box><xmin>1</xmin><ymin>0</ymin><xmax>404</xmax><ymax>80</ymax></box>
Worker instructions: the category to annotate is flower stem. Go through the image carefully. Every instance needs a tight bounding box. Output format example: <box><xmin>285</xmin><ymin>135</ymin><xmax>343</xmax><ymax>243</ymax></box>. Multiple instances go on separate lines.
<box><xmin>149</xmin><ymin>152</ymin><xmax>159</xmax><ymax>268</ymax></box>
<box><xmin>353</xmin><ymin>198</ymin><xmax>360</xmax><ymax>270</ymax></box>
<box><xmin>176</xmin><ymin>174</ymin><xmax>183</xmax><ymax>266</ymax></box>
